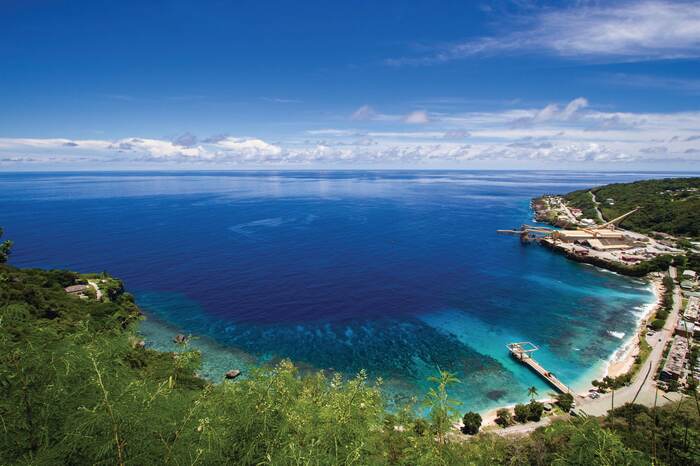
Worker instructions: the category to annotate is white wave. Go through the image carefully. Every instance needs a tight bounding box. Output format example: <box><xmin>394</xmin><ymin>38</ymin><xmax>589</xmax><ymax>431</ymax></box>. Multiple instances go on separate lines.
<box><xmin>607</xmin><ymin>330</ymin><xmax>625</xmax><ymax>339</ymax></box>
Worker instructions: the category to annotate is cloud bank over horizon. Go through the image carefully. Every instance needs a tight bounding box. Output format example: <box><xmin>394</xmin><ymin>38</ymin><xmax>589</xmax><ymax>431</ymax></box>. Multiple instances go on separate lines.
<box><xmin>2</xmin><ymin>98</ymin><xmax>699</xmax><ymax>169</ymax></box>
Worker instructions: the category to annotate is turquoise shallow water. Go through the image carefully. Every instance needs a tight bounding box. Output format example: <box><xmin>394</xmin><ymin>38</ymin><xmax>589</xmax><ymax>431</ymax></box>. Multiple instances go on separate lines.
<box><xmin>1</xmin><ymin>171</ymin><xmax>660</xmax><ymax>411</ymax></box>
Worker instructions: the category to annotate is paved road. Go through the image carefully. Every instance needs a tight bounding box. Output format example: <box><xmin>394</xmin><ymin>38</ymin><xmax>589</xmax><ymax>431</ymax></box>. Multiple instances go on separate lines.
<box><xmin>589</xmin><ymin>191</ymin><xmax>605</xmax><ymax>223</ymax></box>
<box><xmin>578</xmin><ymin>267</ymin><xmax>683</xmax><ymax>416</ymax></box>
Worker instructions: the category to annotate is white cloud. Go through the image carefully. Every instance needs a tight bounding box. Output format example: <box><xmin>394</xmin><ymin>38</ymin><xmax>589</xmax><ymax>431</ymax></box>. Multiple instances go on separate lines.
<box><xmin>351</xmin><ymin>105</ymin><xmax>377</xmax><ymax>121</ymax></box>
<box><xmin>306</xmin><ymin>129</ymin><xmax>359</xmax><ymax>137</ymax></box>
<box><xmin>1</xmin><ymin>98</ymin><xmax>700</xmax><ymax>167</ymax></box>
<box><xmin>388</xmin><ymin>1</ymin><xmax>700</xmax><ymax>65</ymax></box>
<box><xmin>261</xmin><ymin>97</ymin><xmax>303</xmax><ymax>104</ymax></box>
<box><xmin>507</xmin><ymin>97</ymin><xmax>589</xmax><ymax>126</ymax></box>
<box><xmin>349</xmin><ymin>106</ymin><xmax>433</xmax><ymax>124</ymax></box>
<box><xmin>111</xmin><ymin>138</ymin><xmax>206</xmax><ymax>158</ymax></box>
<box><xmin>212</xmin><ymin>137</ymin><xmax>282</xmax><ymax>158</ymax></box>
<box><xmin>403</xmin><ymin>110</ymin><xmax>431</xmax><ymax>124</ymax></box>
<box><xmin>561</xmin><ymin>97</ymin><xmax>589</xmax><ymax>119</ymax></box>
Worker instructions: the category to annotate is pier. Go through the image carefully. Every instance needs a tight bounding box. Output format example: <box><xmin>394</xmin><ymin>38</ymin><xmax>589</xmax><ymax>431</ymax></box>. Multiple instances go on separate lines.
<box><xmin>507</xmin><ymin>342</ymin><xmax>573</xmax><ymax>394</ymax></box>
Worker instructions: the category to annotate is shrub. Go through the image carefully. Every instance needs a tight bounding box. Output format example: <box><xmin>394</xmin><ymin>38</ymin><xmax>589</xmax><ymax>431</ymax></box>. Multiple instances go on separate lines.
<box><xmin>650</xmin><ymin>319</ymin><xmax>665</xmax><ymax>331</ymax></box>
<box><xmin>555</xmin><ymin>393</ymin><xmax>574</xmax><ymax>412</ymax></box>
<box><xmin>461</xmin><ymin>411</ymin><xmax>482</xmax><ymax>435</ymax></box>
<box><xmin>413</xmin><ymin>418</ymin><xmax>428</xmax><ymax>436</ymax></box>
<box><xmin>514</xmin><ymin>403</ymin><xmax>529</xmax><ymax>423</ymax></box>
<box><xmin>495</xmin><ymin>408</ymin><xmax>513</xmax><ymax>428</ymax></box>
<box><xmin>527</xmin><ymin>400</ymin><xmax>544</xmax><ymax>422</ymax></box>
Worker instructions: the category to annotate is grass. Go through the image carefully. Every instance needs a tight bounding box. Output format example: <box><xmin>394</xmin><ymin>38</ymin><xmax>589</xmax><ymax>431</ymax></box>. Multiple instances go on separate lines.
<box><xmin>629</xmin><ymin>331</ymin><xmax>653</xmax><ymax>380</ymax></box>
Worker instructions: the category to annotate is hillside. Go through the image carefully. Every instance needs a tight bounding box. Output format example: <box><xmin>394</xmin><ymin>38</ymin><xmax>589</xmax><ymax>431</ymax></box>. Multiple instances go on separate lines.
<box><xmin>565</xmin><ymin>177</ymin><xmax>700</xmax><ymax>238</ymax></box>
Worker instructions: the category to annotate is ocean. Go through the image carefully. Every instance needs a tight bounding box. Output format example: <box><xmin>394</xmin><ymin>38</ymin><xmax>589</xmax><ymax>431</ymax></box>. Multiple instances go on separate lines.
<box><xmin>1</xmin><ymin>171</ymin><xmax>663</xmax><ymax>411</ymax></box>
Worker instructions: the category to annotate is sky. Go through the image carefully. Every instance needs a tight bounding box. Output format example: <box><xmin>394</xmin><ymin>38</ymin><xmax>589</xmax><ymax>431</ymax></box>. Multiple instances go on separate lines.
<box><xmin>1</xmin><ymin>0</ymin><xmax>700</xmax><ymax>170</ymax></box>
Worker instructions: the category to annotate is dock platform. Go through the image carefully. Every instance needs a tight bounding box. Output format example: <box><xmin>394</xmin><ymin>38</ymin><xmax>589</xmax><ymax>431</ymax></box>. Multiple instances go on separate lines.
<box><xmin>507</xmin><ymin>342</ymin><xmax>573</xmax><ymax>394</ymax></box>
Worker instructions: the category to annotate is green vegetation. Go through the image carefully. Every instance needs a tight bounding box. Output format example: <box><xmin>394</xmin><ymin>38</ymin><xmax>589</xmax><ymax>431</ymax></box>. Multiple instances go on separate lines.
<box><xmin>631</xmin><ymin>330</ymin><xmax>653</xmax><ymax>378</ymax></box>
<box><xmin>1</xmin><ymin>261</ymin><xmax>660</xmax><ymax>465</ymax></box>
<box><xmin>563</xmin><ymin>190</ymin><xmax>601</xmax><ymax>222</ymax></box>
<box><xmin>460</xmin><ymin>412</ymin><xmax>482</xmax><ymax>435</ymax></box>
<box><xmin>604</xmin><ymin>401</ymin><xmax>700</xmax><ymax>465</ymax></box>
<box><xmin>512</xmin><ymin>400</ymin><xmax>544</xmax><ymax>424</ymax></box>
<box><xmin>527</xmin><ymin>385</ymin><xmax>538</xmax><ymax>400</ymax></box>
<box><xmin>3</xmin><ymin>230</ymin><xmax>700</xmax><ymax>464</ymax></box>
<box><xmin>79</xmin><ymin>272</ymin><xmax>128</xmax><ymax>302</ymax></box>
<box><xmin>0</xmin><ymin>227</ymin><xmax>12</xmax><ymax>263</ymax></box>
<box><xmin>651</xmin><ymin>319</ymin><xmax>666</xmax><ymax>330</ymax></box>
<box><xmin>592</xmin><ymin>375</ymin><xmax>633</xmax><ymax>424</ymax></box>
<box><xmin>566</xmin><ymin>177</ymin><xmax>700</xmax><ymax>238</ymax></box>
<box><xmin>425</xmin><ymin>369</ymin><xmax>462</xmax><ymax>445</ymax></box>
<box><xmin>649</xmin><ymin>274</ymin><xmax>677</xmax><ymax>334</ymax></box>
<box><xmin>555</xmin><ymin>393</ymin><xmax>574</xmax><ymax>412</ymax></box>
<box><xmin>514</xmin><ymin>403</ymin><xmax>530</xmax><ymax>424</ymax></box>
<box><xmin>495</xmin><ymin>408</ymin><xmax>514</xmax><ymax>428</ymax></box>
<box><xmin>678</xmin><ymin>253</ymin><xmax>700</xmax><ymax>279</ymax></box>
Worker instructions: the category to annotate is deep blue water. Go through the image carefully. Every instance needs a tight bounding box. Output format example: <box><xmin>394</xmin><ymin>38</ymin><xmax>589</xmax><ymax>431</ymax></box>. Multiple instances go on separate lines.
<box><xmin>1</xmin><ymin>171</ymin><xmax>669</xmax><ymax>410</ymax></box>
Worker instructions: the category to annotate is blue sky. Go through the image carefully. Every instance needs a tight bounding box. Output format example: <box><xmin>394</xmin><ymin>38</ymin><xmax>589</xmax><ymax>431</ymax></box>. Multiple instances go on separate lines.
<box><xmin>1</xmin><ymin>0</ymin><xmax>699</xmax><ymax>170</ymax></box>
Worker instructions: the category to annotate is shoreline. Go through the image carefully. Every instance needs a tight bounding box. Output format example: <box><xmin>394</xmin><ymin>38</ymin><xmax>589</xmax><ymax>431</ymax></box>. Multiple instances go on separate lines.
<box><xmin>604</xmin><ymin>275</ymin><xmax>663</xmax><ymax>379</ymax></box>
<box><xmin>137</xmin><ymin>273</ymin><xmax>662</xmax><ymax>429</ymax></box>
<box><xmin>477</xmin><ymin>273</ymin><xmax>663</xmax><ymax>429</ymax></box>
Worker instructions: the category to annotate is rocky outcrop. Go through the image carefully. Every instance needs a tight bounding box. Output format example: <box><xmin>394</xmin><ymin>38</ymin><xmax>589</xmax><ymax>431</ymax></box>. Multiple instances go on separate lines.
<box><xmin>225</xmin><ymin>369</ymin><xmax>241</xmax><ymax>380</ymax></box>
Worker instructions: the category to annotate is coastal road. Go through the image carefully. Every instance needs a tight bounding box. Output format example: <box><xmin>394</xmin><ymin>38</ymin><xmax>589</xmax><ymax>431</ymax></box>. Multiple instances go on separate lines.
<box><xmin>577</xmin><ymin>267</ymin><xmax>683</xmax><ymax>417</ymax></box>
<box><xmin>88</xmin><ymin>280</ymin><xmax>103</xmax><ymax>301</ymax></box>
<box><xmin>589</xmin><ymin>191</ymin><xmax>605</xmax><ymax>223</ymax></box>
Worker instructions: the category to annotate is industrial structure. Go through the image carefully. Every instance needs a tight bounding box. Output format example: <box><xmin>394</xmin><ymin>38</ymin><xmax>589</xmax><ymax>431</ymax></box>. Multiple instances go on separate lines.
<box><xmin>507</xmin><ymin>342</ymin><xmax>574</xmax><ymax>395</ymax></box>
<box><xmin>499</xmin><ymin>207</ymin><xmax>643</xmax><ymax>251</ymax></box>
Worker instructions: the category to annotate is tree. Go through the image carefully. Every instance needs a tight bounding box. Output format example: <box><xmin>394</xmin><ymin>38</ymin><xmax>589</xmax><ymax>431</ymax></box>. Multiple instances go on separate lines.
<box><xmin>556</xmin><ymin>418</ymin><xmax>648</xmax><ymax>465</ymax></box>
<box><xmin>528</xmin><ymin>386</ymin><xmax>539</xmax><ymax>401</ymax></box>
<box><xmin>495</xmin><ymin>408</ymin><xmax>513</xmax><ymax>428</ymax></box>
<box><xmin>424</xmin><ymin>370</ymin><xmax>461</xmax><ymax>445</ymax></box>
<box><xmin>556</xmin><ymin>393</ymin><xmax>575</xmax><ymax>412</ymax></box>
<box><xmin>527</xmin><ymin>400</ymin><xmax>545</xmax><ymax>422</ymax></box>
<box><xmin>413</xmin><ymin>418</ymin><xmax>428</xmax><ymax>436</ymax></box>
<box><xmin>651</xmin><ymin>319</ymin><xmax>665</xmax><ymax>331</ymax></box>
<box><xmin>596</xmin><ymin>375</ymin><xmax>627</xmax><ymax>424</ymax></box>
<box><xmin>461</xmin><ymin>411</ymin><xmax>482</xmax><ymax>435</ymax></box>
<box><xmin>0</xmin><ymin>227</ymin><xmax>12</xmax><ymax>263</ymax></box>
<box><xmin>514</xmin><ymin>403</ymin><xmax>529</xmax><ymax>423</ymax></box>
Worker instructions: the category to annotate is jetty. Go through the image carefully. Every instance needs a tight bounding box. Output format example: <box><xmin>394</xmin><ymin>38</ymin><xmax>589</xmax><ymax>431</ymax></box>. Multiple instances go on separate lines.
<box><xmin>507</xmin><ymin>342</ymin><xmax>573</xmax><ymax>394</ymax></box>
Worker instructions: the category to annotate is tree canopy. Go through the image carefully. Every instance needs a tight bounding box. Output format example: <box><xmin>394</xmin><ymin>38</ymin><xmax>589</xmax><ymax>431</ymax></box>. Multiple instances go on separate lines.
<box><xmin>565</xmin><ymin>177</ymin><xmax>700</xmax><ymax>238</ymax></box>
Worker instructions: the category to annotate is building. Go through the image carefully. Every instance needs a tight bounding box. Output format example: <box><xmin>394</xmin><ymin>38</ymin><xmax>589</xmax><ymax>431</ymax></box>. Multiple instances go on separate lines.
<box><xmin>683</xmin><ymin>270</ymin><xmax>698</xmax><ymax>281</ymax></box>
<box><xmin>551</xmin><ymin>228</ymin><xmax>636</xmax><ymax>251</ymax></box>
<box><xmin>675</xmin><ymin>319</ymin><xmax>696</xmax><ymax>339</ymax></box>
<box><xmin>64</xmin><ymin>284</ymin><xmax>89</xmax><ymax>295</ymax></box>
<box><xmin>660</xmin><ymin>337</ymin><xmax>689</xmax><ymax>382</ymax></box>
<box><xmin>685</xmin><ymin>297</ymin><xmax>700</xmax><ymax>323</ymax></box>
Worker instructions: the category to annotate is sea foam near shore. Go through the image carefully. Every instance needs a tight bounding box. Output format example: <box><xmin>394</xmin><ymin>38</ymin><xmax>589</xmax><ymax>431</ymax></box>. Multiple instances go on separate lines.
<box><xmin>603</xmin><ymin>278</ymin><xmax>661</xmax><ymax>380</ymax></box>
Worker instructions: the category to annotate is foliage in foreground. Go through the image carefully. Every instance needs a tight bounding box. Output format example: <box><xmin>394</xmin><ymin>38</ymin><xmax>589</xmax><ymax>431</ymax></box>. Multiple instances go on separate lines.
<box><xmin>1</xmin><ymin>262</ymin><xmax>698</xmax><ymax>465</ymax></box>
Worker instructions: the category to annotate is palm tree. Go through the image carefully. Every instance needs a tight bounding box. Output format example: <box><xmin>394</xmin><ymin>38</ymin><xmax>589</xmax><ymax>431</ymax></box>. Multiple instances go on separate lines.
<box><xmin>527</xmin><ymin>386</ymin><xmax>539</xmax><ymax>400</ymax></box>
<box><xmin>597</xmin><ymin>375</ymin><xmax>624</xmax><ymax>424</ymax></box>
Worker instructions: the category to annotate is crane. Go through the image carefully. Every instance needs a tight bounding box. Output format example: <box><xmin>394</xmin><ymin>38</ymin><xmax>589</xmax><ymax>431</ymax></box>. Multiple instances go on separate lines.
<box><xmin>593</xmin><ymin>206</ymin><xmax>640</xmax><ymax>230</ymax></box>
<box><xmin>578</xmin><ymin>207</ymin><xmax>641</xmax><ymax>237</ymax></box>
